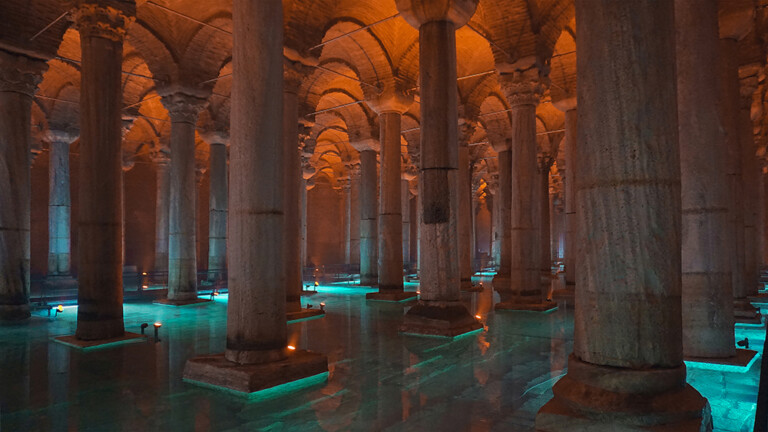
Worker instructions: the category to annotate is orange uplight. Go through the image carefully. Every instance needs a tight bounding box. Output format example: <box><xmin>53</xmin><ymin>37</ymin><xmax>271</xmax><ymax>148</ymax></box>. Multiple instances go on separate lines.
<box><xmin>57</xmin><ymin>305</ymin><xmax>63</xmax><ymax>312</ymax></box>
<box><xmin>475</xmin><ymin>314</ymin><xmax>482</xmax><ymax>320</ymax></box>
<box><xmin>154</xmin><ymin>322</ymin><xmax>162</xmax><ymax>328</ymax></box>
<box><xmin>314</xmin><ymin>281</ymin><xmax>319</xmax><ymax>287</ymax></box>
<box><xmin>320</xmin><ymin>302</ymin><xmax>326</xmax><ymax>307</ymax></box>
<box><xmin>287</xmin><ymin>345</ymin><xmax>296</xmax><ymax>350</ymax></box>
<box><xmin>142</xmin><ymin>285</ymin><xmax>149</xmax><ymax>289</ymax></box>
<box><xmin>213</xmin><ymin>291</ymin><xmax>219</xmax><ymax>296</ymax></box>
<box><xmin>142</xmin><ymin>272</ymin><xmax>147</xmax><ymax>276</ymax></box>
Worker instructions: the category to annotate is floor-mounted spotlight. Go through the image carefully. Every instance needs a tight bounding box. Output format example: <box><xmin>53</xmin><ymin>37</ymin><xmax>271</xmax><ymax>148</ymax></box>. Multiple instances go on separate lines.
<box><xmin>140</xmin><ymin>323</ymin><xmax>149</xmax><ymax>335</ymax></box>
<box><xmin>154</xmin><ymin>322</ymin><xmax>162</xmax><ymax>342</ymax></box>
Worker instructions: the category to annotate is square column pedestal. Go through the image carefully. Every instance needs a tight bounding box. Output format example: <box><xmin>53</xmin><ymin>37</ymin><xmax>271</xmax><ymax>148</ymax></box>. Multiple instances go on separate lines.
<box><xmin>183</xmin><ymin>349</ymin><xmax>328</xmax><ymax>397</ymax></box>
<box><xmin>366</xmin><ymin>290</ymin><xmax>418</xmax><ymax>302</ymax></box>
<box><xmin>399</xmin><ymin>302</ymin><xmax>483</xmax><ymax>338</ymax></box>
<box><xmin>54</xmin><ymin>332</ymin><xmax>146</xmax><ymax>351</ymax></box>
<box><xmin>286</xmin><ymin>308</ymin><xmax>325</xmax><ymax>323</ymax></box>
<box><xmin>153</xmin><ymin>298</ymin><xmax>212</xmax><ymax>307</ymax></box>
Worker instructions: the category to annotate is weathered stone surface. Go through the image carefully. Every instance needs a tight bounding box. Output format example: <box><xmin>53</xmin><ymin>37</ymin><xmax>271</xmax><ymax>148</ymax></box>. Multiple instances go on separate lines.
<box><xmin>400</xmin><ymin>302</ymin><xmax>482</xmax><ymax>337</ymax></box>
<box><xmin>359</xmin><ymin>149</ymin><xmax>378</xmax><ymax>286</ymax></box>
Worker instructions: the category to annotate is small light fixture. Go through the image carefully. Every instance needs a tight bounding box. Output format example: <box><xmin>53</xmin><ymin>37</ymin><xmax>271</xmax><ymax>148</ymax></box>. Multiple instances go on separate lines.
<box><xmin>320</xmin><ymin>302</ymin><xmax>325</xmax><ymax>312</ymax></box>
<box><xmin>287</xmin><ymin>345</ymin><xmax>296</xmax><ymax>351</ymax></box>
<box><xmin>153</xmin><ymin>322</ymin><xmax>162</xmax><ymax>341</ymax></box>
<box><xmin>475</xmin><ymin>314</ymin><xmax>482</xmax><ymax>320</ymax></box>
<box><xmin>140</xmin><ymin>323</ymin><xmax>149</xmax><ymax>335</ymax></box>
<box><xmin>142</xmin><ymin>272</ymin><xmax>148</xmax><ymax>276</ymax></box>
<box><xmin>142</xmin><ymin>285</ymin><xmax>148</xmax><ymax>289</ymax></box>
<box><xmin>314</xmin><ymin>281</ymin><xmax>319</xmax><ymax>287</ymax></box>
<box><xmin>53</xmin><ymin>304</ymin><xmax>64</xmax><ymax>317</ymax></box>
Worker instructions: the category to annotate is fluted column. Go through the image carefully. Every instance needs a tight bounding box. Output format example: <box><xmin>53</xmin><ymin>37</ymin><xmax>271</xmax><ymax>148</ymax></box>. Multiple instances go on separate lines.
<box><xmin>536</xmin><ymin>0</ymin><xmax>710</xmax><ymax>428</ymax></box>
<box><xmin>396</xmin><ymin>0</ymin><xmax>482</xmax><ymax>337</ymax></box>
<box><xmin>498</xmin><ymin>69</ymin><xmax>552</xmax><ymax>311</ymax></box>
<box><xmin>152</xmin><ymin>152</ymin><xmax>170</xmax><ymax>273</ymax></box>
<box><xmin>72</xmin><ymin>2</ymin><xmax>133</xmax><ymax>339</ymax></box>
<box><xmin>160</xmin><ymin>92</ymin><xmax>206</xmax><ymax>304</ymax></box>
<box><xmin>47</xmin><ymin>130</ymin><xmax>77</xmax><ymax>276</ymax></box>
<box><xmin>205</xmin><ymin>136</ymin><xmax>228</xmax><ymax>282</ymax></box>
<box><xmin>675</xmin><ymin>0</ymin><xmax>735</xmax><ymax>360</ymax></box>
<box><xmin>0</xmin><ymin>51</ymin><xmax>46</xmax><ymax>321</ymax></box>
<box><xmin>357</xmin><ymin>146</ymin><xmax>379</xmax><ymax>286</ymax></box>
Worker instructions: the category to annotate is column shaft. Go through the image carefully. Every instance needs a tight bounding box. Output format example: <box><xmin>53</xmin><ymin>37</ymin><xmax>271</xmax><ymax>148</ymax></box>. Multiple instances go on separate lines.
<box><xmin>675</xmin><ymin>0</ymin><xmax>734</xmax><ymax>359</ymax></box>
<box><xmin>343</xmin><ymin>182</ymin><xmax>352</xmax><ymax>266</ymax></box>
<box><xmin>492</xmin><ymin>152</ymin><xmax>511</xmax><ymax>293</ymax></box>
<box><xmin>458</xmin><ymin>143</ymin><xmax>472</xmax><ymax>289</ymax></box>
<box><xmin>48</xmin><ymin>139</ymin><xmax>71</xmax><ymax>275</ymax></box>
<box><xmin>539</xmin><ymin>164</ymin><xmax>551</xmax><ymax>281</ymax></box>
<box><xmin>740</xmin><ymin>104</ymin><xmax>760</xmax><ymax>296</ymax></box>
<box><xmin>207</xmin><ymin>142</ymin><xmax>227</xmax><ymax>281</ymax></box>
<box><xmin>226</xmin><ymin>0</ymin><xmax>286</xmax><ymax>364</ymax></box>
<box><xmin>563</xmin><ymin>109</ymin><xmax>577</xmax><ymax>286</ymax></box>
<box><xmin>350</xmin><ymin>173</ymin><xmax>361</xmax><ymax>266</ymax></box>
<box><xmin>359</xmin><ymin>149</ymin><xmax>378</xmax><ymax>285</ymax></box>
<box><xmin>154</xmin><ymin>157</ymin><xmax>170</xmax><ymax>273</ymax></box>
<box><xmin>401</xmin><ymin>179</ymin><xmax>411</xmax><ymax>273</ymax></box>
<box><xmin>377</xmin><ymin>112</ymin><xmax>403</xmax><ymax>291</ymax></box>
<box><xmin>283</xmin><ymin>86</ymin><xmax>301</xmax><ymax>312</ymax></box>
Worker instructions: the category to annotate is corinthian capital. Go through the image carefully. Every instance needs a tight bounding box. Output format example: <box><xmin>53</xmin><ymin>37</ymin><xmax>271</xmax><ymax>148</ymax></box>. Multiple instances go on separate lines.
<box><xmin>73</xmin><ymin>2</ymin><xmax>134</xmax><ymax>43</ymax></box>
<box><xmin>0</xmin><ymin>50</ymin><xmax>47</xmax><ymax>97</ymax></box>
<box><xmin>499</xmin><ymin>66</ymin><xmax>548</xmax><ymax>108</ymax></box>
<box><xmin>161</xmin><ymin>92</ymin><xmax>207</xmax><ymax>124</ymax></box>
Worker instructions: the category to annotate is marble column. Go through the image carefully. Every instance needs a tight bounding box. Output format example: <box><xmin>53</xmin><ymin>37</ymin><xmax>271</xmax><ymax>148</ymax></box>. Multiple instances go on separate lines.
<box><xmin>458</xmin><ymin>121</ymin><xmax>478</xmax><ymax>291</ymax></box>
<box><xmin>720</xmin><ymin>39</ymin><xmax>760</xmax><ymax>323</ymax></box>
<box><xmin>366</xmin><ymin>94</ymin><xmax>412</xmax><ymax>300</ymax></box>
<box><xmin>47</xmin><ymin>130</ymin><xmax>77</xmax><ymax>277</ymax></box>
<box><xmin>498</xmin><ymin>70</ymin><xmax>552</xmax><ymax>311</ymax></box>
<box><xmin>536</xmin><ymin>0</ymin><xmax>711</xmax><ymax>428</ymax></box>
<box><xmin>358</xmin><ymin>147</ymin><xmax>379</xmax><ymax>286</ymax></box>
<box><xmin>491</xmin><ymin>149</ymin><xmax>511</xmax><ymax>296</ymax></box>
<box><xmin>397</xmin><ymin>0</ymin><xmax>482</xmax><ymax>337</ymax></box>
<box><xmin>0</xmin><ymin>51</ymin><xmax>46</xmax><ymax>321</ymax></box>
<box><xmin>675</xmin><ymin>0</ymin><xmax>735</xmax><ymax>359</ymax></box>
<box><xmin>283</xmin><ymin>63</ymin><xmax>304</xmax><ymax>313</ymax></box>
<box><xmin>153</xmin><ymin>152</ymin><xmax>171</xmax><ymax>273</ymax></box>
<box><xmin>206</xmin><ymin>138</ymin><xmax>227</xmax><ymax>282</ymax></box>
<box><xmin>184</xmin><ymin>0</ymin><xmax>327</xmax><ymax>392</ymax></box>
<box><xmin>401</xmin><ymin>177</ymin><xmax>412</xmax><ymax>273</ymax></box>
<box><xmin>160</xmin><ymin>91</ymin><xmax>206</xmax><ymax>305</ymax></box>
<box><xmin>72</xmin><ymin>3</ymin><xmax>133</xmax><ymax>339</ymax></box>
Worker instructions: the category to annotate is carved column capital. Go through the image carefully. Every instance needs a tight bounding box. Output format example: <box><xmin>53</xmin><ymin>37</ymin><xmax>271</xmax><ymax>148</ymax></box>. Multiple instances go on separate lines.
<box><xmin>0</xmin><ymin>50</ymin><xmax>47</xmax><ymax>97</ymax></box>
<box><xmin>151</xmin><ymin>150</ymin><xmax>171</xmax><ymax>167</ymax></box>
<box><xmin>284</xmin><ymin>59</ymin><xmax>312</xmax><ymax>94</ymax></box>
<box><xmin>161</xmin><ymin>92</ymin><xmax>207</xmax><ymax>124</ymax></box>
<box><xmin>458</xmin><ymin>117</ymin><xmax>477</xmax><ymax>147</ymax></box>
<box><xmin>499</xmin><ymin>67</ymin><xmax>548</xmax><ymax>108</ymax></box>
<box><xmin>73</xmin><ymin>3</ymin><xmax>134</xmax><ymax>43</ymax></box>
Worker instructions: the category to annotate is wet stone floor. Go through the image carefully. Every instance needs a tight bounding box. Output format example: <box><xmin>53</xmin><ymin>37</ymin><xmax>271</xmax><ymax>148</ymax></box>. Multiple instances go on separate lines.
<box><xmin>0</xmin><ymin>275</ymin><xmax>762</xmax><ymax>432</ymax></box>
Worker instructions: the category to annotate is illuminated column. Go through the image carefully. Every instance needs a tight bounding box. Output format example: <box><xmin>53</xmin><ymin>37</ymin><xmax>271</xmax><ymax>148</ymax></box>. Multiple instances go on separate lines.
<box><xmin>72</xmin><ymin>2</ymin><xmax>133</xmax><ymax>339</ymax></box>
<box><xmin>365</xmin><ymin>92</ymin><xmax>412</xmax><ymax>300</ymax></box>
<box><xmin>204</xmin><ymin>135</ymin><xmax>228</xmax><ymax>281</ymax></box>
<box><xmin>458</xmin><ymin>120</ymin><xmax>478</xmax><ymax>291</ymax></box>
<box><xmin>341</xmin><ymin>177</ymin><xmax>352</xmax><ymax>266</ymax></box>
<box><xmin>401</xmin><ymin>176</ymin><xmax>413</xmax><ymax>273</ymax></box>
<box><xmin>184</xmin><ymin>0</ymin><xmax>327</xmax><ymax>392</ymax></box>
<box><xmin>348</xmin><ymin>163</ymin><xmax>361</xmax><ymax>267</ymax></box>
<box><xmin>301</xmin><ymin>158</ymin><xmax>316</xmax><ymax>273</ymax></box>
<box><xmin>491</xmin><ymin>148</ymin><xmax>511</xmax><ymax>296</ymax></box>
<box><xmin>151</xmin><ymin>152</ymin><xmax>171</xmax><ymax>274</ymax></box>
<box><xmin>47</xmin><ymin>130</ymin><xmax>77</xmax><ymax>276</ymax></box>
<box><xmin>397</xmin><ymin>0</ymin><xmax>482</xmax><ymax>337</ymax></box>
<box><xmin>536</xmin><ymin>0</ymin><xmax>711</xmax><ymax>428</ymax></box>
<box><xmin>160</xmin><ymin>91</ymin><xmax>207</xmax><ymax>305</ymax></box>
<box><xmin>555</xmin><ymin>102</ymin><xmax>577</xmax><ymax>288</ymax></box>
<box><xmin>498</xmin><ymin>70</ymin><xmax>552</xmax><ymax>311</ymax></box>
<box><xmin>538</xmin><ymin>157</ymin><xmax>553</xmax><ymax>285</ymax></box>
<box><xmin>675</xmin><ymin>0</ymin><xmax>735</xmax><ymax>359</ymax></box>
<box><xmin>356</xmin><ymin>145</ymin><xmax>379</xmax><ymax>286</ymax></box>
<box><xmin>0</xmin><ymin>51</ymin><xmax>46</xmax><ymax>321</ymax></box>
<box><xmin>487</xmin><ymin>176</ymin><xmax>500</xmax><ymax>268</ymax></box>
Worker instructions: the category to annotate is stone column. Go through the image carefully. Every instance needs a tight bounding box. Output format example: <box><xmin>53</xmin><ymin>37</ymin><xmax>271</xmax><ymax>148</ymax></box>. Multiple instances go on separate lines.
<box><xmin>72</xmin><ymin>2</ymin><xmax>134</xmax><ymax>339</ymax></box>
<box><xmin>538</xmin><ymin>158</ymin><xmax>553</xmax><ymax>284</ymax></box>
<box><xmin>47</xmin><ymin>130</ymin><xmax>77</xmax><ymax>277</ymax></box>
<box><xmin>205</xmin><ymin>137</ymin><xmax>227</xmax><ymax>282</ymax></box>
<box><xmin>498</xmin><ymin>70</ymin><xmax>552</xmax><ymax>311</ymax></box>
<box><xmin>357</xmin><ymin>146</ymin><xmax>379</xmax><ymax>286</ymax></box>
<box><xmin>160</xmin><ymin>91</ymin><xmax>206</xmax><ymax>305</ymax></box>
<box><xmin>458</xmin><ymin>120</ymin><xmax>478</xmax><ymax>291</ymax></box>
<box><xmin>675</xmin><ymin>0</ymin><xmax>735</xmax><ymax>360</ymax></box>
<box><xmin>397</xmin><ymin>0</ymin><xmax>482</xmax><ymax>337</ymax></box>
<box><xmin>341</xmin><ymin>177</ymin><xmax>352</xmax><ymax>266</ymax></box>
<box><xmin>0</xmin><ymin>51</ymin><xmax>46</xmax><ymax>321</ymax></box>
<box><xmin>536</xmin><ymin>0</ymin><xmax>711</xmax><ymax>429</ymax></box>
<box><xmin>366</xmin><ymin>93</ymin><xmax>412</xmax><ymax>300</ymax></box>
<box><xmin>348</xmin><ymin>163</ymin><xmax>361</xmax><ymax>267</ymax></box>
<box><xmin>301</xmin><ymin>156</ymin><xmax>316</xmax><ymax>273</ymax></box>
<box><xmin>152</xmin><ymin>151</ymin><xmax>171</xmax><ymax>273</ymax></box>
<box><xmin>184</xmin><ymin>0</ymin><xmax>327</xmax><ymax>393</ymax></box>
<box><xmin>739</xmin><ymin>73</ymin><xmax>761</xmax><ymax>298</ymax></box>
<box><xmin>401</xmin><ymin>176</ymin><xmax>412</xmax><ymax>273</ymax></box>
<box><xmin>487</xmin><ymin>177</ymin><xmax>500</xmax><ymax>268</ymax></box>
<box><xmin>491</xmin><ymin>149</ymin><xmax>511</xmax><ymax>295</ymax></box>
<box><xmin>561</xmin><ymin>105</ymin><xmax>577</xmax><ymax>288</ymax></box>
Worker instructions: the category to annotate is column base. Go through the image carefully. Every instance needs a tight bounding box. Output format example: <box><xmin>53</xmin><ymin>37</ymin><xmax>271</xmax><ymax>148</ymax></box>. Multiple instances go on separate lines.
<box><xmin>54</xmin><ymin>332</ymin><xmax>146</xmax><ymax>351</ymax></box>
<box><xmin>535</xmin><ymin>356</ymin><xmax>712</xmax><ymax>432</ymax></box>
<box><xmin>286</xmin><ymin>308</ymin><xmax>325</xmax><ymax>323</ymax></box>
<box><xmin>495</xmin><ymin>300</ymin><xmax>557</xmax><ymax>313</ymax></box>
<box><xmin>76</xmin><ymin>318</ymin><xmax>126</xmax><ymax>340</ymax></box>
<box><xmin>460</xmin><ymin>279</ymin><xmax>483</xmax><ymax>292</ymax></box>
<box><xmin>366</xmin><ymin>290</ymin><xmax>418</xmax><ymax>302</ymax></box>
<box><xmin>399</xmin><ymin>301</ymin><xmax>483</xmax><ymax>338</ymax></box>
<box><xmin>685</xmin><ymin>348</ymin><xmax>759</xmax><ymax>373</ymax></box>
<box><xmin>733</xmin><ymin>298</ymin><xmax>762</xmax><ymax>325</ymax></box>
<box><xmin>183</xmin><ymin>349</ymin><xmax>328</xmax><ymax>397</ymax></box>
<box><xmin>43</xmin><ymin>275</ymin><xmax>78</xmax><ymax>290</ymax></box>
<box><xmin>0</xmin><ymin>304</ymin><xmax>31</xmax><ymax>321</ymax></box>
<box><xmin>154</xmin><ymin>298</ymin><xmax>212</xmax><ymax>307</ymax></box>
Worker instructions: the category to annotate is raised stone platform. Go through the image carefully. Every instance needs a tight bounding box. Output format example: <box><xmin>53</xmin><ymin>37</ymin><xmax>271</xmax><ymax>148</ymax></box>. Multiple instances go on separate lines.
<box><xmin>153</xmin><ymin>298</ymin><xmax>212</xmax><ymax>307</ymax></box>
<box><xmin>460</xmin><ymin>281</ymin><xmax>483</xmax><ymax>292</ymax></box>
<box><xmin>54</xmin><ymin>332</ymin><xmax>146</xmax><ymax>351</ymax></box>
<box><xmin>399</xmin><ymin>302</ymin><xmax>483</xmax><ymax>338</ymax></box>
<box><xmin>286</xmin><ymin>308</ymin><xmax>325</xmax><ymax>323</ymax></box>
<box><xmin>365</xmin><ymin>290</ymin><xmax>418</xmax><ymax>302</ymax></box>
<box><xmin>495</xmin><ymin>301</ymin><xmax>558</xmax><ymax>313</ymax></box>
<box><xmin>685</xmin><ymin>348</ymin><xmax>759</xmax><ymax>373</ymax></box>
<box><xmin>183</xmin><ymin>349</ymin><xmax>328</xmax><ymax>397</ymax></box>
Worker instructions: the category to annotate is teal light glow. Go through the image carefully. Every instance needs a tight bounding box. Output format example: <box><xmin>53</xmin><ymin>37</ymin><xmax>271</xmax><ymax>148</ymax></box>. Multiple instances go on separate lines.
<box><xmin>685</xmin><ymin>353</ymin><xmax>761</xmax><ymax>374</ymax></box>
<box><xmin>287</xmin><ymin>313</ymin><xmax>325</xmax><ymax>324</ymax></box>
<box><xmin>52</xmin><ymin>335</ymin><xmax>147</xmax><ymax>351</ymax></box>
<box><xmin>184</xmin><ymin>371</ymin><xmax>329</xmax><ymax>400</ymax></box>
<box><xmin>401</xmin><ymin>326</ymin><xmax>485</xmax><ymax>340</ymax></box>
